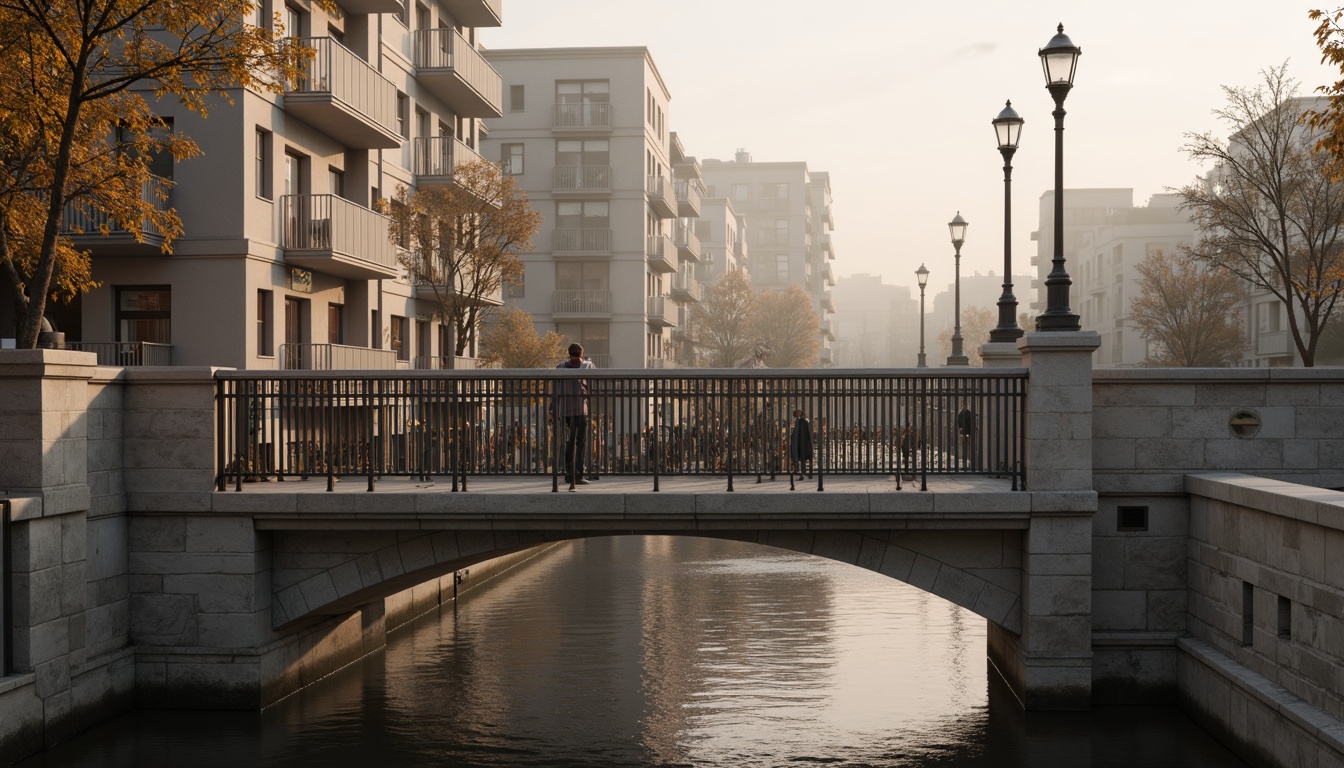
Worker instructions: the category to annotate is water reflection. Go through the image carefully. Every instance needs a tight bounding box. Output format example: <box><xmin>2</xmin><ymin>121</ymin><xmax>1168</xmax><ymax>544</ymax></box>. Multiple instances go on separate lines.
<box><xmin>22</xmin><ymin>536</ymin><xmax>1245</xmax><ymax>768</ymax></box>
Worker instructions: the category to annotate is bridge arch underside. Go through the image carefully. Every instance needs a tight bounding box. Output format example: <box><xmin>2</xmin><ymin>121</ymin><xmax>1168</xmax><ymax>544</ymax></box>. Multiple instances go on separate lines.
<box><xmin>270</xmin><ymin>528</ymin><xmax>1024</xmax><ymax>636</ymax></box>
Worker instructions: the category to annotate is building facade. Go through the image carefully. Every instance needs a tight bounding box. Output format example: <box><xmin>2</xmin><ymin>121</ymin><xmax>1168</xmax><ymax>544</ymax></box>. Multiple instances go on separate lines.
<box><xmin>481</xmin><ymin>47</ymin><xmax>692</xmax><ymax>369</ymax></box>
<box><xmin>7</xmin><ymin>0</ymin><xmax>510</xmax><ymax>370</ymax></box>
<box><xmin>700</xmin><ymin>151</ymin><xmax>836</xmax><ymax>366</ymax></box>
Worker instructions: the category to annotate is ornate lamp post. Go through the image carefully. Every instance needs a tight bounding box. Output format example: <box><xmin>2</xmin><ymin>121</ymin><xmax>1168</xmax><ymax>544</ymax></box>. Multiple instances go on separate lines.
<box><xmin>916</xmin><ymin>263</ymin><xmax>929</xmax><ymax>368</ymax></box>
<box><xmin>1036</xmin><ymin>23</ymin><xmax>1082</xmax><ymax>331</ymax></box>
<box><xmin>989</xmin><ymin>100</ymin><xmax>1025</xmax><ymax>342</ymax></box>
<box><xmin>945</xmin><ymin>212</ymin><xmax>969</xmax><ymax>366</ymax></box>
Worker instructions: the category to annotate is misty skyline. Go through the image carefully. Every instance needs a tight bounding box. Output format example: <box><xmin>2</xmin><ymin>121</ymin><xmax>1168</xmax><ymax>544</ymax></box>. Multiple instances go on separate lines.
<box><xmin>484</xmin><ymin>1</ymin><xmax>1335</xmax><ymax>296</ymax></box>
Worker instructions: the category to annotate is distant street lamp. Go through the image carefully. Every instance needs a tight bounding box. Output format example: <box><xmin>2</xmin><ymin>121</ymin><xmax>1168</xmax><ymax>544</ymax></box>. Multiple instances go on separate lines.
<box><xmin>1036</xmin><ymin>23</ymin><xmax>1082</xmax><ymax>332</ymax></box>
<box><xmin>990</xmin><ymin>100</ymin><xmax>1025</xmax><ymax>343</ymax></box>
<box><xmin>916</xmin><ymin>263</ymin><xmax>930</xmax><ymax>368</ymax></box>
<box><xmin>946</xmin><ymin>213</ymin><xmax>969</xmax><ymax>366</ymax></box>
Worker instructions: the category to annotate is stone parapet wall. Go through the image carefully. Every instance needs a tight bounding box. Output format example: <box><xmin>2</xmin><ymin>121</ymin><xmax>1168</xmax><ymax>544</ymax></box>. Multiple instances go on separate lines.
<box><xmin>1185</xmin><ymin>474</ymin><xmax>1344</xmax><ymax>736</ymax></box>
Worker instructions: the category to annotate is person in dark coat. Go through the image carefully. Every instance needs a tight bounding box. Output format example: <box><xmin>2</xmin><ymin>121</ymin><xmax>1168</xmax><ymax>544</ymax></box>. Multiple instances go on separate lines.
<box><xmin>956</xmin><ymin>402</ymin><xmax>977</xmax><ymax>469</ymax></box>
<box><xmin>789</xmin><ymin>407</ymin><xmax>814</xmax><ymax>484</ymax></box>
<box><xmin>552</xmin><ymin>343</ymin><xmax>595</xmax><ymax>491</ymax></box>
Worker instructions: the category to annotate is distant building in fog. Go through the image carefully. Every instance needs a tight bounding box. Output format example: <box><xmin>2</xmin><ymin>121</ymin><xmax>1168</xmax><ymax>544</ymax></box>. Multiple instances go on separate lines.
<box><xmin>700</xmin><ymin>151</ymin><xmax>836</xmax><ymax>367</ymax></box>
<box><xmin>832</xmin><ymin>274</ymin><xmax>915</xmax><ymax>368</ymax></box>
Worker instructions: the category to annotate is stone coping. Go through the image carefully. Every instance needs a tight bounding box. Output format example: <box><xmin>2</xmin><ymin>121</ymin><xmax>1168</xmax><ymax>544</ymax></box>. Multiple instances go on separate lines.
<box><xmin>1186</xmin><ymin>473</ymin><xmax>1344</xmax><ymax>533</ymax></box>
<box><xmin>1179</xmin><ymin>636</ymin><xmax>1344</xmax><ymax>755</ymax></box>
<box><xmin>1096</xmin><ymin>367</ymin><xmax>1344</xmax><ymax>383</ymax></box>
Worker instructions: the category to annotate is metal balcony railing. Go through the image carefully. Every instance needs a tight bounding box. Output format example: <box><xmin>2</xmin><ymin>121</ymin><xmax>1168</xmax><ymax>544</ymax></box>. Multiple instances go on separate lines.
<box><xmin>646</xmin><ymin>176</ymin><xmax>677</xmax><ymax>218</ymax></box>
<box><xmin>552</xmin><ymin>165</ymin><xmax>612</xmax><ymax>192</ymax></box>
<box><xmin>671</xmin><ymin>269</ymin><xmax>702</xmax><ymax>302</ymax></box>
<box><xmin>287</xmin><ymin>37</ymin><xmax>399</xmax><ymax>144</ymax></box>
<box><xmin>646</xmin><ymin>234</ymin><xmax>676</xmax><ymax>273</ymax></box>
<box><xmin>67</xmin><ymin>341</ymin><xmax>172</xmax><ymax>366</ymax></box>
<box><xmin>60</xmin><ymin>176</ymin><xmax>171</xmax><ymax>242</ymax></box>
<box><xmin>413</xmin><ymin>135</ymin><xmax>485</xmax><ymax>178</ymax></box>
<box><xmin>552</xmin><ymin>102</ymin><xmax>612</xmax><ymax>129</ymax></box>
<box><xmin>412</xmin><ymin>28</ymin><xmax>503</xmax><ymax>117</ymax></box>
<box><xmin>278</xmin><ymin>343</ymin><xmax>398</xmax><ymax>371</ymax></box>
<box><xmin>553</xmin><ymin>290</ymin><xmax>612</xmax><ymax>315</ymax></box>
<box><xmin>215</xmin><ymin>369</ymin><xmax>1028</xmax><ymax>492</ymax></box>
<box><xmin>552</xmin><ymin>228</ymin><xmax>612</xmax><ymax>252</ymax></box>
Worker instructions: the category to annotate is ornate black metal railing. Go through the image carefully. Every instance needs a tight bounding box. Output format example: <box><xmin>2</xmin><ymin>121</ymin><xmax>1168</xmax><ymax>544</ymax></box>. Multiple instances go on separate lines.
<box><xmin>215</xmin><ymin>369</ymin><xmax>1027</xmax><ymax>493</ymax></box>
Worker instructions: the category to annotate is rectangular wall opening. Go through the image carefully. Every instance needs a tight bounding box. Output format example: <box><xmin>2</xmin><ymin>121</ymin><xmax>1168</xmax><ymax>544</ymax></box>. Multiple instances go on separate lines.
<box><xmin>1242</xmin><ymin>581</ymin><xmax>1255</xmax><ymax>646</ymax></box>
<box><xmin>1277</xmin><ymin>595</ymin><xmax>1291</xmax><ymax>639</ymax></box>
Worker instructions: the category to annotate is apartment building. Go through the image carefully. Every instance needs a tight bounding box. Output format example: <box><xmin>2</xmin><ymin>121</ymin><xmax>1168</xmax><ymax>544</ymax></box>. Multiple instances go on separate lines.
<box><xmin>8</xmin><ymin>0</ymin><xmax>508</xmax><ymax>369</ymax></box>
<box><xmin>1029</xmin><ymin>188</ymin><xmax>1134</xmax><ymax>318</ymax></box>
<box><xmin>481</xmin><ymin>47</ymin><xmax>690</xmax><ymax>369</ymax></box>
<box><xmin>830</xmin><ymin>274</ymin><xmax>915</xmax><ymax>368</ymax></box>
<box><xmin>700</xmin><ymin>151</ymin><xmax>836</xmax><ymax>367</ymax></box>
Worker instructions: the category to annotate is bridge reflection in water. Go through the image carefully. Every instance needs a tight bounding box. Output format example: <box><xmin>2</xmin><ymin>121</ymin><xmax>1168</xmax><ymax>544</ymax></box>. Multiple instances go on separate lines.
<box><xmin>216</xmin><ymin>369</ymin><xmax>1027</xmax><ymax>494</ymax></box>
<box><xmin>18</xmin><ymin>537</ymin><xmax>1248</xmax><ymax>768</ymax></box>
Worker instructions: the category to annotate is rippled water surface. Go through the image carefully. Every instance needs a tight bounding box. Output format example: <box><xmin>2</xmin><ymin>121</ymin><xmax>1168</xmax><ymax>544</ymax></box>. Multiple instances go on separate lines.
<box><xmin>23</xmin><ymin>537</ymin><xmax>1247</xmax><ymax>767</ymax></box>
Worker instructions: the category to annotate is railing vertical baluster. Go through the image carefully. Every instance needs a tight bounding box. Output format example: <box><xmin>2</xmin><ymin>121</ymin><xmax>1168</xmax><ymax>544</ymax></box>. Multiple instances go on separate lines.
<box><xmin>215</xmin><ymin>378</ymin><xmax>226</xmax><ymax>492</ymax></box>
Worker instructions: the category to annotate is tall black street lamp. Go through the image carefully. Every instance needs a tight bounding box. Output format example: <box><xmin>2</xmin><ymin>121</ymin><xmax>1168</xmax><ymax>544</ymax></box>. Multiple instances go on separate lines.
<box><xmin>916</xmin><ymin>263</ymin><xmax>929</xmax><ymax>368</ymax></box>
<box><xmin>989</xmin><ymin>100</ymin><xmax>1025</xmax><ymax>343</ymax></box>
<box><xmin>1036</xmin><ymin>23</ymin><xmax>1082</xmax><ymax>332</ymax></box>
<box><xmin>946</xmin><ymin>212</ymin><xmax>969</xmax><ymax>366</ymax></box>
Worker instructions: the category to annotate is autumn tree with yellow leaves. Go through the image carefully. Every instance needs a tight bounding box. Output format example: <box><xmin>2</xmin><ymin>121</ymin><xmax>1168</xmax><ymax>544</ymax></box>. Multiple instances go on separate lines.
<box><xmin>478</xmin><ymin>308</ymin><xmax>567</xmax><ymax>369</ymax></box>
<box><xmin>0</xmin><ymin>0</ymin><xmax>312</xmax><ymax>347</ymax></box>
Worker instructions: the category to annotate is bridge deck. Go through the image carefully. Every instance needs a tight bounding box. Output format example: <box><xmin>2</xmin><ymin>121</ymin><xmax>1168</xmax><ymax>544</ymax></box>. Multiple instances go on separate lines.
<box><xmin>204</xmin><ymin>473</ymin><xmax>1093</xmax><ymax>532</ymax></box>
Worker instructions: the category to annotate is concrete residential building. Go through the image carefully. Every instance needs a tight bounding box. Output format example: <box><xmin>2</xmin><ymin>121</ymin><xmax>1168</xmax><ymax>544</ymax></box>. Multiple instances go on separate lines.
<box><xmin>831</xmin><ymin>273</ymin><xmax>914</xmax><ymax>368</ymax></box>
<box><xmin>481</xmin><ymin>47</ymin><xmax>685</xmax><ymax>369</ymax></box>
<box><xmin>5</xmin><ymin>0</ymin><xmax>509</xmax><ymax>370</ymax></box>
<box><xmin>1029</xmin><ymin>188</ymin><xmax>1134</xmax><ymax>318</ymax></box>
<box><xmin>701</xmin><ymin>151</ymin><xmax>836</xmax><ymax>367</ymax></box>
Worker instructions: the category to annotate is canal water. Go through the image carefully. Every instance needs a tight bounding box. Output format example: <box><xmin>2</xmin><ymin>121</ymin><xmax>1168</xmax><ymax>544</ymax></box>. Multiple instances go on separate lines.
<box><xmin>23</xmin><ymin>537</ymin><xmax>1246</xmax><ymax>768</ymax></box>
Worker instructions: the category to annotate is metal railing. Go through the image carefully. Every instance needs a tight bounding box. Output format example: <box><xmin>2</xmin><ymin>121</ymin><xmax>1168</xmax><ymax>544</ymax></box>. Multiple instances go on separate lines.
<box><xmin>279</xmin><ymin>194</ymin><xmax>397</xmax><ymax>271</ymax></box>
<box><xmin>646</xmin><ymin>295</ymin><xmax>673</xmax><ymax>325</ymax></box>
<box><xmin>671</xmin><ymin>269</ymin><xmax>702</xmax><ymax>302</ymax></box>
<box><xmin>552</xmin><ymin>102</ymin><xmax>612</xmax><ymax>129</ymax></box>
<box><xmin>553</xmin><ymin>227</ymin><xmax>612</xmax><ymax>252</ymax></box>
<box><xmin>279</xmin><ymin>343</ymin><xmax>398</xmax><ymax>371</ymax></box>
<box><xmin>552</xmin><ymin>165</ymin><xmax>611</xmax><ymax>192</ymax></box>
<box><xmin>289</xmin><ymin>36</ymin><xmax>398</xmax><ymax>135</ymax></box>
<box><xmin>411</xmin><ymin>27</ymin><xmax>503</xmax><ymax>109</ymax></box>
<box><xmin>67</xmin><ymin>341</ymin><xmax>172</xmax><ymax>366</ymax></box>
<box><xmin>553</xmin><ymin>289</ymin><xmax>611</xmax><ymax>314</ymax></box>
<box><xmin>60</xmin><ymin>176</ymin><xmax>170</xmax><ymax>239</ymax></box>
<box><xmin>413</xmin><ymin>135</ymin><xmax>485</xmax><ymax>177</ymax></box>
<box><xmin>675</xmin><ymin>179</ymin><xmax>701</xmax><ymax>211</ymax></box>
<box><xmin>646</xmin><ymin>234</ymin><xmax>675</xmax><ymax>272</ymax></box>
<box><xmin>646</xmin><ymin>176</ymin><xmax>676</xmax><ymax>214</ymax></box>
<box><xmin>673</xmin><ymin>221</ymin><xmax>700</xmax><ymax>258</ymax></box>
<box><xmin>215</xmin><ymin>369</ymin><xmax>1028</xmax><ymax>492</ymax></box>
<box><xmin>414</xmin><ymin>356</ymin><xmax>491</xmax><ymax>370</ymax></box>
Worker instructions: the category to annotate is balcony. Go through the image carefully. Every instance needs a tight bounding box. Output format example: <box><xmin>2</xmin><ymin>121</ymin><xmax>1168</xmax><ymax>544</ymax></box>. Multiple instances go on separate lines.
<box><xmin>552</xmin><ymin>165</ymin><xmax>612</xmax><ymax>194</ymax></box>
<box><xmin>669</xmin><ymin>132</ymin><xmax>686</xmax><ymax>163</ymax></box>
<box><xmin>821</xmin><ymin>291</ymin><xmax>835</xmax><ymax>312</ymax></box>
<box><xmin>551</xmin><ymin>102</ymin><xmax>612</xmax><ymax>131</ymax></box>
<box><xmin>334</xmin><ymin>0</ymin><xmax>402</xmax><ymax>15</ymax></box>
<box><xmin>552</xmin><ymin>228</ymin><xmax>612</xmax><ymax>254</ymax></box>
<box><xmin>414</xmin><ymin>355</ymin><xmax>493</xmax><ymax>370</ymax></box>
<box><xmin>819</xmin><ymin>347</ymin><xmax>833</xmax><ymax>365</ymax></box>
<box><xmin>672</xmin><ymin>221</ymin><xmax>701</xmax><ymax>263</ymax></box>
<box><xmin>284</xmin><ymin>37</ymin><xmax>400</xmax><ymax>149</ymax></box>
<box><xmin>1257</xmin><ymin>330</ymin><xmax>1289</xmax><ymax>356</ymax></box>
<box><xmin>552</xmin><ymin>290</ymin><xmax>612</xmax><ymax>317</ymax></box>
<box><xmin>412</xmin><ymin>28</ymin><xmax>503</xmax><ymax>118</ymax></box>
<box><xmin>279</xmin><ymin>343</ymin><xmax>399</xmax><ymax>370</ymax></box>
<box><xmin>410</xmin><ymin>270</ymin><xmax>504</xmax><ymax>307</ymax></box>
<box><xmin>413</xmin><ymin>136</ymin><xmax>486</xmax><ymax>189</ymax></box>
<box><xmin>670</xmin><ymin>269</ymin><xmax>702</xmax><ymax>303</ymax></box>
<box><xmin>60</xmin><ymin>176</ymin><xmax>170</xmax><ymax>256</ymax></box>
<box><xmin>822</xmin><ymin>233</ymin><xmax>835</xmax><ymax>260</ymax></box>
<box><xmin>646</xmin><ymin>234</ymin><xmax>676</xmax><ymax>274</ymax></box>
<box><xmin>647</xmin><ymin>295</ymin><xmax>675</xmax><ymax>328</ymax></box>
<box><xmin>821</xmin><ymin>262</ymin><xmax>835</xmax><ymax>286</ymax></box>
<box><xmin>646</xmin><ymin>176</ymin><xmax>677</xmax><ymax>219</ymax></box>
<box><xmin>820</xmin><ymin>320</ymin><xmax>835</xmax><ymax>340</ymax></box>
<box><xmin>441</xmin><ymin>0</ymin><xmax>502</xmax><ymax>27</ymax></box>
<box><xmin>280</xmin><ymin>194</ymin><xmax>399</xmax><ymax>280</ymax></box>
<box><xmin>645</xmin><ymin>357</ymin><xmax>676</xmax><ymax>369</ymax></box>
<box><xmin>66</xmin><ymin>341</ymin><xmax>172</xmax><ymax>366</ymax></box>
<box><xmin>675</xmin><ymin>179</ymin><xmax>702</xmax><ymax>218</ymax></box>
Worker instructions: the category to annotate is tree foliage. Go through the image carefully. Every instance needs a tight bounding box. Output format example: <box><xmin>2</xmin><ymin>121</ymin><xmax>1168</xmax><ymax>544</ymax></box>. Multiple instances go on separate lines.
<box><xmin>1176</xmin><ymin>63</ymin><xmax>1344</xmax><ymax>366</ymax></box>
<box><xmin>1308</xmin><ymin>8</ymin><xmax>1344</xmax><ymax>178</ymax></box>
<box><xmin>385</xmin><ymin>159</ymin><xmax>540</xmax><ymax>360</ymax></box>
<box><xmin>478</xmin><ymin>308</ymin><xmax>566</xmax><ymax>369</ymax></box>
<box><xmin>936</xmin><ymin>306</ymin><xmax>996</xmax><ymax>368</ymax></box>
<box><xmin>686</xmin><ymin>268</ymin><xmax>756</xmax><ymax>367</ymax></box>
<box><xmin>751</xmin><ymin>284</ymin><xmax>820</xmax><ymax>368</ymax></box>
<box><xmin>0</xmin><ymin>0</ymin><xmax>314</xmax><ymax>347</ymax></box>
<box><xmin>1129</xmin><ymin>249</ymin><xmax>1246</xmax><ymax>366</ymax></box>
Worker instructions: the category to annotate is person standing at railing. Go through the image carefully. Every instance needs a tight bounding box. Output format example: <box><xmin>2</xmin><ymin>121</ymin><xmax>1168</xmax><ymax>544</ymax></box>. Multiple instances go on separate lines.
<box><xmin>789</xmin><ymin>407</ymin><xmax>814</xmax><ymax>487</ymax></box>
<box><xmin>552</xmin><ymin>343</ymin><xmax>595</xmax><ymax>491</ymax></box>
<box><xmin>957</xmin><ymin>402</ymin><xmax>978</xmax><ymax>470</ymax></box>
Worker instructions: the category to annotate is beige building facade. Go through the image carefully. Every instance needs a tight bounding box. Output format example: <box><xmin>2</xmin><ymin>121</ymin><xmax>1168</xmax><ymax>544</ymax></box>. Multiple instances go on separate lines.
<box><xmin>3</xmin><ymin>0</ymin><xmax>507</xmax><ymax>370</ymax></box>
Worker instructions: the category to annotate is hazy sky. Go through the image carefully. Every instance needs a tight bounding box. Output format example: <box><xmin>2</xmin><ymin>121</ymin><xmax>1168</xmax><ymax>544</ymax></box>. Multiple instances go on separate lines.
<box><xmin>482</xmin><ymin>1</ymin><xmax>1336</xmax><ymax>296</ymax></box>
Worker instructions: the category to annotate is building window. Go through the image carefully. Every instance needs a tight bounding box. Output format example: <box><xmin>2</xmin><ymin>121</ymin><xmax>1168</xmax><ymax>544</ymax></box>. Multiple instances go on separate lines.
<box><xmin>502</xmin><ymin>143</ymin><xmax>524</xmax><ymax>175</ymax></box>
<box><xmin>371</xmin><ymin>310</ymin><xmax>381</xmax><ymax>349</ymax></box>
<box><xmin>257</xmin><ymin>290</ymin><xmax>273</xmax><ymax>356</ymax></box>
<box><xmin>506</xmin><ymin>273</ymin><xmax>525</xmax><ymax>298</ymax></box>
<box><xmin>284</xmin><ymin>4</ymin><xmax>302</xmax><ymax>37</ymax></box>
<box><xmin>556</xmin><ymin>262</ymin><xmax>609</xmax><ymax>292</ymax></box>
<box><xmin>415</xmin><ymin>2</ymin><xmax>428</xmax><ymax>30</ymax></box>
<box><xmin>732</xmin><ymin>184</ymin><xmax>750</xmax><ymax>202</ymax></box>
<box><xmin>556</xmin><ymin>139</ymin><xmax>609</xmax><ymax>167</ymax></box>
<box><xmin>328</xmin><ymin>303</ymin><xmax>344</xmax><ymax>345</ymax></box>
<box><xmin>555</xmin><ymin>201</ymin><xmax>609</xmax><ymax>229</ymax></box>
<box><xmin>556</xmin><ymin>80</ymin><xmax>609</xmax><ymax>126</ymax></box>
<box><xmin>774</xmin><ymin>254</ymin><xmax>789</xmax><ymax>284</ymax></box>
<box><xmin>255</xmin><ymin>129</ymin><xmax>271</xmax><ymax>199</ymax></box>
<box><xmin>283</xmin><ymin>152</ymin><xmax>306</xmax><ymax>196</ymax></box>
<box><xmin>284</xmin><ymin>296</ymin><xmax>307</xmax><ymax>345</ymax></box>
<box><xmin>510</xmin><ymin>84</ymin><xmax>524</xmax><ymax>112</ymax></box>
<box><xmin>328</xmin><ymin>167</ymin><xmax>344</xmax><ymax>198</ymax></box>
<box><xmin>116</xmin><ymin>286</ymin><xmax>171</xmax><ymax>343</ymax></box>
<box><xmin>396</xmin><ymin>92</ymin><xmax>409</xmax><ymax>139</ymax></box>
<box><xmin>556</xmin><ymin>322</ymin><xmax>610</xmax><ymax>360</ymax></box>
<box><xmin>391</xmin><ymin>315</ymin><xmax>409</xmax><ymax>360</ymax></box>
